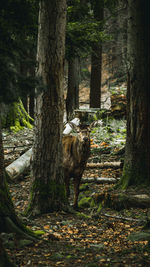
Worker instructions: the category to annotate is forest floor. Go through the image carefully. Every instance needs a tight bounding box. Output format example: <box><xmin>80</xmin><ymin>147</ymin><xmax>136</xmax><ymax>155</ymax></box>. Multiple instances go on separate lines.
<box><xmin>2</xmin><ymin>123</ymin><xmax>150</xmax><ymax>267</ymax></box>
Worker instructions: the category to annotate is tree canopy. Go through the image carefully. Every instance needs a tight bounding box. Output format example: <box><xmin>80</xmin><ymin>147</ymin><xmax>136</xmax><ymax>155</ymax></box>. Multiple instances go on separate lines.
<box><xmin>0</xmin><ymin>0</ymin><xmax>38</xmax><ymax>104</ymax></box>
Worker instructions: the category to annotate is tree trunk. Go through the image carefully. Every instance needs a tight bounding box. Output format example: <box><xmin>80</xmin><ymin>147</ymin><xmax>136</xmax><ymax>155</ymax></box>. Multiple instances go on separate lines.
<box><xmin>29</xmin><ymin>93</ymin><xmax>35</xmax><ymax>119</ymax></box>
<box><xmin>0</xmin><ymin>118</ymin><xmax>36</xmax><ymax>265</ymax></box>
<box><xmin>90</xmin><ymin>0</ymin><xmax>104</xmax><ymax>108</ymax></box>
<box><xmin>0</xmin><ymin>237</ymin><xmax>15</xmax><ymax>267</ymax></box>
<box><xmin>28</xmin><ymin>0</ymin><xmax>67</xmax><ymax>216</ymax></box>
<box><xmin>120</xmin><ymin>0</ymin><xmax>150</xmax><ymax>188</ymax></box>
<box><xmin>90</xmin><ymin>44</ymin><xmax>102</xmax><ymax>108</ymax></box>
<box><xmin>66</xmin><ymin>57</ymin><xmax>79</xmax><ymax>121</ymax></box>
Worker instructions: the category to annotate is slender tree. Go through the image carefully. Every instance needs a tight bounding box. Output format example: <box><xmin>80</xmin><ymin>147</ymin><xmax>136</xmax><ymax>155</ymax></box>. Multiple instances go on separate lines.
<box><xmin>120</xmin><ymin>0</ymin><xmax>150</xmax><ymax>188</ymax></box>
<box><xmin>28</xmin><ymin>0</ymin><xmax>67</xmax><ymax>216</ymax></box>
<box><xmin>90</xmin><ymin>0</ymin><xmax>104</xmax><ymax>108</ymax></box>
<box><xmin>66</xmin><ymin>57</ymin><xmax>79</xmax><ymax>121</ymax></box>
<box><xmin>66</xmin><ymin>0</ymin><xmax>89</xmax><ymax>120</ymax></box>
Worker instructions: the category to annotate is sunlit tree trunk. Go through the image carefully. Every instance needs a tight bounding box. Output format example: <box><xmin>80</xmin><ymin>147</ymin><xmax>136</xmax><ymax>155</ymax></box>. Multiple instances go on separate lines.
<box><xmin>120</xmin><ymin>0</ymin><xmax>150</xmax><ymax>188</ymax></box>
<box><xmin>28</xmin><ymin>0</ymin><xmax>67</xmax><ymax>216</ymax></box>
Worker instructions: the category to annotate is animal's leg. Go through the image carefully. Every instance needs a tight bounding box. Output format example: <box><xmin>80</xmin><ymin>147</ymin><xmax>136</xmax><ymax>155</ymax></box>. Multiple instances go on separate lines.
<box><xmin>73</xmin><ymin>177</ymin><xmax>81</xmax><ymax>209</ymax></box>
<box><xmin>64</xmin><ymin>176</ymin><xmax>70</xmax><ymax>199</ymax></box>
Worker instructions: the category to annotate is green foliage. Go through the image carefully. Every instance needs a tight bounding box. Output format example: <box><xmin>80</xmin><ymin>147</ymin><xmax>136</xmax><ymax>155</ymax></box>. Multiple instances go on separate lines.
<box><xmin>91</xmin><ymin>119</ymin><xmax>126</xmax><ymax>151</ymax></box>
<box><xmin>0</xmin><ymin>0</ymin><xmax>38</xmax><ymax>104</ymax></box>
<box><xmin>66</xmin><ymin>0</ymin><xmax>111</xmax><ymax>59</ymax></box>
<box><xmin>78</xmin><ymin>196</ymin><xmax>93</xmax><ymax>208</ymax></box>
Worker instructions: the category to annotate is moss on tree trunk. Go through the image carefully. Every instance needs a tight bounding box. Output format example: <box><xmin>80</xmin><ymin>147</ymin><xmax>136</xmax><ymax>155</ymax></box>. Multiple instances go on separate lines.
<box><xmin>27</xmin><ymin>180</ymin><xmax>67</xmax><ymax>216</ymax></box>
<box><xmin>1</xmin><ymin>98</ymin><xmax>33</xmax><ymax>132</ymax></box>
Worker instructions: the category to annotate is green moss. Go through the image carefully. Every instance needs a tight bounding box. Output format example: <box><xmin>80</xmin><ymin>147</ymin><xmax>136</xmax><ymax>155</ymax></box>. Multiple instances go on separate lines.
<box><xmin>33</xmin><ymin>230</ymin><xmax>45</xmax><ymax>236</ymax></box>
<box><xmin>78</xmin><ymin>196</ymin><xmax>92</xmax><ymax>208</ymax></box>
<box><xmin>80</xmin><ymin>183</ymin><xmax>89</xmax><ymax>191</ymax></box>
<box><xmin>76</xmin><ymin>212</ymin><xmax>91</xmax><ymax>219</ymax></box>
<box><xmin>2</xmin><ymin>98</ymin><xmax>34</xmax><ymax>131</ymax></box>
<box><xmin>32</xmin><ymin>179</ymin><xmax>66</xmax><ymax>201</ymax></box>
<box><xmin>26</xmin><ymin>179</ymin><xmax>67</xmax><ymax>215</ymax></box>
<box><xmin>97</xmin><ymin>203</ymin><xmax>103</xmax><ymax>213</ymax></box>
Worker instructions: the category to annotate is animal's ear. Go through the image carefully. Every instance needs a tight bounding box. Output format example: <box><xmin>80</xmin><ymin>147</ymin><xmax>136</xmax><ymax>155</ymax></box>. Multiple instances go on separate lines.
<box><xmin>89</xmin><ymin>121</ymin><xmax>95</xmax><ymax>130</ymax></box>
<box><xmin>88</xmin><ymin>126</ymin><xmax>91</xmax><ymax>132</ymax></box>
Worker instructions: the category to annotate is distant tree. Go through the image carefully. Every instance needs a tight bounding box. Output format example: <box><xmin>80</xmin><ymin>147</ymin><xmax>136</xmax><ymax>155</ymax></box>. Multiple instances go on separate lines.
<box><xmin>27</xmin><ymin>0</ymin><xmax>67</xmax><ymax>216</ymax></box>
<box><xmin>66</xmin><ymin>57</ymin><xmax>80</xmax><ymax>121</ymax></box>
<box><xmin>101</xmin><ymin>0</ymin><xmax>127</xmax><ymax>88</ymax></box>
<box><xmin>120</xmin><ymin>0</ymin><xmax>150</xmax><ymax>188</ymax></box>
<box><xmin>90</xmin><ymin>0</ymin><xmax>104</xmax><ymax>108</ymax></box>
<box><xmin>66</xmin><ymin>0</ymin><xmax>91</xmax><ymax>120</ymax></box>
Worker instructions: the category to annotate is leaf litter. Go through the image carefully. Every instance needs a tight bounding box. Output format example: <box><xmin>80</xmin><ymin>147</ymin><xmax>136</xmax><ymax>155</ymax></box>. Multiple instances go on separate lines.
<box><xmin>3</xmin><ymin>125</ymin><xmax>150</xmax><ymax>266</ymax></box>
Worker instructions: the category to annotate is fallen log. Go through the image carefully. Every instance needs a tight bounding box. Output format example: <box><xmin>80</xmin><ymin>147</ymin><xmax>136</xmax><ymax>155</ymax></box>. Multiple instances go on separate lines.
<box><xmin>5</xmin><ymin>148</ymin><xmax>32</xmax><ymax>179</ymax></box>
<box><xmin>5</xmin><ymin>118</ymin><xmax>80</xmax><ymax>179</ymax></box>
<box><xmin>86</xmin><ymin>162</ymin><xmax>122</xmax><ymax>169</ymax></box>
<box><xmin>63</xmin><ymin>118</ymin><xmax>80</xmax><ymax>135</ymax></box>
<box><xmin>93</xmin><ymin>191</ymin><xmax>150</xmax><ymax>209</ymax></box>
<box><xmin>82</xmin><ymin>177</ymin><xmax>118</xmax><ymax>184</ymax></box>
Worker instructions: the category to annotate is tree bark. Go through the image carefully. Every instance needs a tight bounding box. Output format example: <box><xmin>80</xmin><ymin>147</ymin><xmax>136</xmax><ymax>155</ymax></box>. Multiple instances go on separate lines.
<box><xmin>0</xmin><ymin>237</ymin><xmax>15</xmax><ymax>267</ymax></box>
<box><xmin>0</xmin><ymin>118</ymin><xmax>36</xmax><ymax>265</ymax></box>
<box><xmin>90</xmin><ymin>44</ymin><xmax>102</xmax><ymax>108</ymax></box>
<box><xmin>120</xmin><ymin>0</ymin><xmax>150</xmax><ymax>188</ymax></box>
<box><xmin>90</xmin><ymin>0</ymin><xmax>104</xmax><ymax>108</ymax></box>
<box><xmin>28</xmin><ymin>0</ymin><xmax>67</xmax><ymax>216</ymax></box>
<box><xmin>66</xmin><ymin>57</ymin><xmax>80</xmax><ymax>121</ymax></box>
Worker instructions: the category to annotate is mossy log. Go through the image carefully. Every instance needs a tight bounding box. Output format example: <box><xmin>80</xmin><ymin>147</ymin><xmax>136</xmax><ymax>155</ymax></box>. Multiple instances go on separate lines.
<box><xmin>93</xmin><ymin>191</ymin><xmax>150</xmax><ymax>210</ymax></box>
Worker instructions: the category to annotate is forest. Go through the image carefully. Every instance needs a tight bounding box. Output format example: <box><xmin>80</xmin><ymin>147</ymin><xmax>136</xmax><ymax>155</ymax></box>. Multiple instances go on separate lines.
<box><xmin>0</xmin><ymin>0</ymin><xmax>150</xmax><ymax>266</ymax></box>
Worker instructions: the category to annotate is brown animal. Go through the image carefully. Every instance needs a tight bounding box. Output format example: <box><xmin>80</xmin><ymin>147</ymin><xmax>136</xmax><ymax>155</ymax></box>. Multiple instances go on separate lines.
<box><xmin>62</xmin><ymin>124</ymin><xmax>91</xmax><ymax>209</ymax></box>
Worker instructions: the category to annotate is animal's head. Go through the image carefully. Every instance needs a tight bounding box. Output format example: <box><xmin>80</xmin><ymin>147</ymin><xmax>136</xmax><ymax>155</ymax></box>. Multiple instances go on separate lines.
<box><xmin>77</xmin><ymin>124</ymin><xmax>91</xmax><ymax>144</ymax></box>
<box><xmin>68</xmin><ymin>122</ymin><xmax>91</xmax><ymax>145</ymax></box>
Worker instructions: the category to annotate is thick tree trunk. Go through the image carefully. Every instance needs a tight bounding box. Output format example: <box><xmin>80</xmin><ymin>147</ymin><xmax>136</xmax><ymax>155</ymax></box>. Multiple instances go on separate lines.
<box><xmin>0</xmin><ymin>118</ymin><xmax>35</xmax><ymax>265</ymax></box>
<box><xmin>66</xmin><ymin>57</ymin><xmax>79</xmax><ymax>121</ymax></box>
<box><xmin>120</xmin><ymin>1</ymin><xmax>150</xmax><ymax>188</ymax></box>
<box><xmin>28</xmin><ymin>0</ymin><xmax>67</xmax><ymax>216</ymax></box>
<box><xmin>0</xmin><ymin>237</ymin><xmax>15</xmax><ymax>267</ymax></box>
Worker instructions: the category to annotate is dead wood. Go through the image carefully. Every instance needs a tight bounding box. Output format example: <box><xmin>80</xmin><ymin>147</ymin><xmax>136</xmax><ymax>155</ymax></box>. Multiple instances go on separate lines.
<box><xmin>5</xmin><ymin>118</ymin><xmax>80</xmax><ymax>179</ymax></box>
<box><xmin>92</xmin><ymin>191</ymin><xmax>150</xmax><ymax>210</ymax></box>
<box><xmin>86</xmin><ymin>162</ymin><xmax>122</xmax><ymax>169</ymax></box>
<box><xmin>5</xmin><ymin>148</ymin><xmax>32</xmax><ymax>179</ymax></box>
<box><xmin>101</xmin><ymin>213</ymin><xmax>144</xmax><ymax>223</ymax></box>
<box><xmin>82</xmin><ymin>177</ymin><xmax>118</xmax><ymax>184</ymax></box>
